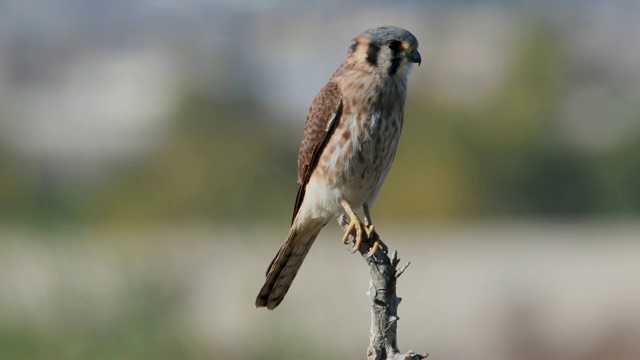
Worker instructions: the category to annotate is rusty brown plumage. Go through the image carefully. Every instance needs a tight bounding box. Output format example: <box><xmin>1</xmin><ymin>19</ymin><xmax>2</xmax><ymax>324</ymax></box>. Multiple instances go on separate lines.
<box><xmin>256</xmin><ymin>26</ymin><xmax>420</xmax><ymax>310</ymax></box>
<box><xmin>293</xmin><ymin>82</ymin><xmax>343</xmax><ymax>223</ymax></box>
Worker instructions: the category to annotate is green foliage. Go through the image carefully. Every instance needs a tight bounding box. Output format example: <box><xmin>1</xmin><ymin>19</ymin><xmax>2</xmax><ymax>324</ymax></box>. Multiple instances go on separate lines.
<box><xmin>2</xmin><ymin>19</ymin><xmax>639</xmax><ymax>228</ymax></box>
<box><xmin>380</xmin><ymin>19</ymin><xmax>640</xmax><ymax>219</ymax></box>
<box><xmin>89</xmin><ymin>92</ymin><xmax>298</xmax><ymax>226</ymax></box>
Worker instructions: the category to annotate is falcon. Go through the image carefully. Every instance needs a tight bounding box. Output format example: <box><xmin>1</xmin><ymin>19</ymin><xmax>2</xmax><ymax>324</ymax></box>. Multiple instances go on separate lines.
<box><xmin>256</xmin><ymin>26</ymin><xmax>421</xmax><ymax>309</ymax></box>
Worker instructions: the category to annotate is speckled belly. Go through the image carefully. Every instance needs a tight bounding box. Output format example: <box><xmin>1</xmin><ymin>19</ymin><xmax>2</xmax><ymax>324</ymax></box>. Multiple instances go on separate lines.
<box><xmin>316</xmin><ymin>111</ymin><xmax>402</xmax><ymax>211</ymax></box>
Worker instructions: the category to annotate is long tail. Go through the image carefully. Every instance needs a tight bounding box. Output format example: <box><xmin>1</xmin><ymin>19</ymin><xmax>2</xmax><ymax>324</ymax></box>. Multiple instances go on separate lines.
<box><xmin>255</xmin><ymin>221</ymin><xmax>323</xmax><ymax>309</ymax></box>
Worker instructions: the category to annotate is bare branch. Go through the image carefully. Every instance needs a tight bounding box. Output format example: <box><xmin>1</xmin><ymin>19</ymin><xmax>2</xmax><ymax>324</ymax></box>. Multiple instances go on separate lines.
<box><xmin>346</xmin><ymin>232</ymin><xmax>429</xmax><ymax>360</ymax></box>
<box><xmin>395</xmin><ymin>262</ymin><xmax>411</xmax><ymax>279</ymax></box>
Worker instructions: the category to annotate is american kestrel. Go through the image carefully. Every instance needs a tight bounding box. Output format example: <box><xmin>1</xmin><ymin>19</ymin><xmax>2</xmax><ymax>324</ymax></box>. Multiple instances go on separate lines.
<box><xmin>256</xmin><ymin>26</ymin><xmax>420</xmax><ymax>310</ymax></box>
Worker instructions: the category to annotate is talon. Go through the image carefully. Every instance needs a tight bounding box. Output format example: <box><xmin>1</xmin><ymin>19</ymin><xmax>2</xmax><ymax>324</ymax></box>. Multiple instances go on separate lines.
<box><xmin>365</xmin><ymin>230</ymin><xmax>388</xmax><ymax>256</ymax></box>
<box><xmin>339</xmin><ymin>199</ymin><xmax>368</xmax><ymax>252</ymax></box>
<box><xmin>362</xmin><ymin>204</ymin><xmax>386</xmax><ymax>254</ymax></box>
<box><xmin>341</xmin><ymin>226</ymin><xmax>352</xmax><ymax>245</ymax></box>
<box><xmin>368</xmin><ymin>240</ymin><xmax>381</xmax><ymax>256</ymax></box>
<box><xmin>340</xmin><ymin>214</ymin><xmax>366</xmax><ymax>251</ymax></box>
<box><xmin>365</xmin><ymin>224</ymin><xmax>375</xmax><ymax>238</ymax></box>
<box><xmin>351</xmin><ymin>221</ymin><xmax>366</xmax><ymax>251</ymax></box>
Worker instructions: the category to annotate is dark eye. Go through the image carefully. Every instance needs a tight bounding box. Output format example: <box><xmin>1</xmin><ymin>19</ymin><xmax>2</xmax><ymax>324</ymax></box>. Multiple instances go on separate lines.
<box><xmin>388</xmin><ymin>40</ymin><xmax>402</xmax><ymax>51</ymax></box>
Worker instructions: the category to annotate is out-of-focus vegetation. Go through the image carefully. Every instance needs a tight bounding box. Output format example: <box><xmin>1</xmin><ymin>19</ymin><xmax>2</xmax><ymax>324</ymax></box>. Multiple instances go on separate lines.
<box><xmin>2</xmin><ymin>226</ymin><xmax>639</xmax><ymax>360</ymax></box>
<box><xmin>388</xmin><ymin>21</ymin><xmax>640</xmax><ymax>219</ymax></box>
<box><xmin>1</xmin><ymin>18</ymin><xmax>639</xmax><ymax>229</ymax></box>
<box><xmin>90</xmin><ymin>94</ymin><xmax>297</xmax><ymax>226</ymax></box>
<box><xmin>1</xmin><ymin>2</ymin><xmax>640</xmax><ymax>360</ymax></box>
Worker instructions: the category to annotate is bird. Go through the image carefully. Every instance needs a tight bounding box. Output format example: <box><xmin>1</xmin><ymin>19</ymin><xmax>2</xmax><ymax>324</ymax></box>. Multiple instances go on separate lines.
<box><xmin>255</xmin><ymin>26</ymin><xmax>421</xmax><ymax>310</ymax></box>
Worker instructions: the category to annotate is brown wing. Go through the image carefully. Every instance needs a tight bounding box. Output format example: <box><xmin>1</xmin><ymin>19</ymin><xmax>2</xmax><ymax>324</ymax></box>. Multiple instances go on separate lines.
<box><xmin>291</xmin><ymin>82</ymin><xmax>343</xmax><ymax>223</ymax></box>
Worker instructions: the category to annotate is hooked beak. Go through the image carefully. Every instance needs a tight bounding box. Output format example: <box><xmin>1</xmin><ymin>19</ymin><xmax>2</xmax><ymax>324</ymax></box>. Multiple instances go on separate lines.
<box><xmin>408</xmin><ymin>50</ymin><xmax>422</xmax><ymax>66</ymax></box>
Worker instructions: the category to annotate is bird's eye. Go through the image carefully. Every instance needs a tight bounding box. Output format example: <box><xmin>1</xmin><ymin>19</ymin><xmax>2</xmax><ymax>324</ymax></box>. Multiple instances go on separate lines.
<box><xmin>388</xmin><ymin>40</ymin><xmax>402</xmax><ymax>51</ymax></box>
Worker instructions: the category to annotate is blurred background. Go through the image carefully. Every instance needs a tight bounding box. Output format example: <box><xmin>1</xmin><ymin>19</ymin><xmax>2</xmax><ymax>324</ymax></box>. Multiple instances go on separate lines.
<box><xmin>1</xmin><ymin>0</ymin><xmax>639</xmax><ymax>359</ymax></box>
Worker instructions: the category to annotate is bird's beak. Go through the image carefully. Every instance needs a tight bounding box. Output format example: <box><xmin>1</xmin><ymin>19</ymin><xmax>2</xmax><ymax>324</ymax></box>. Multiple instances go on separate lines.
<box><xmin>408</xmin><ymin>50</ymin><xmax>422</xmax><ymax>66</ymax></box>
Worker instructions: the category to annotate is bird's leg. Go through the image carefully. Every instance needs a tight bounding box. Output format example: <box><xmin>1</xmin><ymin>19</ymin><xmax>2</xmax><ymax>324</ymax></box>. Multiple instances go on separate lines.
<box><xmin>363</xmin><ymin>204</ymin><xmax>387</xmax><ymax>255</ymax></box>
<box><xmin>362</xmin><ymin>204</ymin><xmax>375</xmax><ymax>237</ymax></box>
<box><xmin>339</xmin><ymin>199</ymin><xmax>366</xmax><ymax>252</ymax></box>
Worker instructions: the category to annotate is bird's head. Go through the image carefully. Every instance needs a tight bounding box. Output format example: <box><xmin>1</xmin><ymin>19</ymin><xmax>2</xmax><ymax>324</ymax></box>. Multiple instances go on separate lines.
<box><xmin>349</xmin><ymin>26</ymin><xmax>421</xmax><ymax>77</ymax></box>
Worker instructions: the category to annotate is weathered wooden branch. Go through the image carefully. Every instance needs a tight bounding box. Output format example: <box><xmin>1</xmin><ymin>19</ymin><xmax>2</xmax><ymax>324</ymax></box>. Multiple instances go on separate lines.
<box><xmin>352</xmin><ymin>236</ymin><xmax>429</xmax><ymax>360</ymax></box>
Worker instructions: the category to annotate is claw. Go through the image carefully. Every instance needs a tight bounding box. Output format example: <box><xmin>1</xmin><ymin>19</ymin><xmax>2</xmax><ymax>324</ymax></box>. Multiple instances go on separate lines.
<box><xmin>365</xmin><ymin>228</ymin><xmax>388</xmax><ymax>257</ymax></box>
<box><xmin>339</xmin><ymin>199</ymin><xmax>368</xmax><ymax>251</ymax></box>
<box><xmin>341</xmin><ymin>222</ymin><xmax>351</xmax><ymax>244</ymax></box>
<box><xmin>341</xmin><ymin>215</ymin><xmax>366</xmax><ymax>251</ymax></box>
<box><xmin>361</xmin><ymin>203</ymin><xmax>385</xmax><ymax>255</ymax></box>
<box><xmin>365</xmin><ymin>224</ymin><xmax>375</xmax><ymax>237</ymax></box>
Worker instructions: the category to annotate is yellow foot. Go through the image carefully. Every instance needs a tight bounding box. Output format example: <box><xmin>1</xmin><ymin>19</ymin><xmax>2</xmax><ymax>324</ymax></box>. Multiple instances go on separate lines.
<box><xmin>364</xmin><ymin>224</ymin><xmax>387</xmax><ymax>256</ymax></box>
<box><xmin>365</xmin><ymin>224</ymin><xmax>376</xmax><ymax>238</ymax></box>
<box><xmin>342</xmin><ymin>216</ymin><xmax>366</xmax><ymax>252</ymax></box>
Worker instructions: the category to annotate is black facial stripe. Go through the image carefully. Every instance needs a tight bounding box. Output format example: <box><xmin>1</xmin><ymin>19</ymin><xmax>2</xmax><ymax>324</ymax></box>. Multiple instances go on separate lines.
<box><xmin>388</xmin><ymin>57</ymin><xmax>402</xmax><ymax>76</ymax></box>
<box><xmin>349</xmin><ymin>41</ymin><xmax>358</xmax><ymax>53</ymax></box>
<box><xmin>366</xmin><ymin>42</ymin><xmax>380</xmax><ymax>67</ymax></box>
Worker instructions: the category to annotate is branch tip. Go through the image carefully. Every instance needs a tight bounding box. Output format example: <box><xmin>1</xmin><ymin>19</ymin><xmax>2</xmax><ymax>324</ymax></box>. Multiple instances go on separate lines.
<box><xmin>391</xmin><ymin>249</ymin><xmax>399</xmax><ymax>263</ymax></box>
<box><xmin>396</xmin><ymin>261</ymin><xmax>411</xmax><ymax>278</ymax></box>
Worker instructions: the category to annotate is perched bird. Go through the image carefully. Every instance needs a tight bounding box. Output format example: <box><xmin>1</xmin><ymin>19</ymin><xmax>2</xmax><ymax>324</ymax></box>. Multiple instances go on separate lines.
<box><xmin>256</xmin><ymin>26</ymin><xmax>421</xmax><ymax>310</ymax></box>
